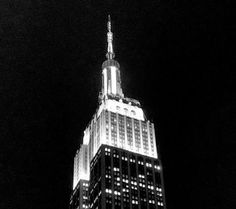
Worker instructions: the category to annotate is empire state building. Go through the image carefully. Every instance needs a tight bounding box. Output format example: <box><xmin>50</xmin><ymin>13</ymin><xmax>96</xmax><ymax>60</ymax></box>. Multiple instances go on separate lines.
<box><xmin>70</xmin><ymin>16</ymin><xmax>166</xmax><ymax>209</ymax></box>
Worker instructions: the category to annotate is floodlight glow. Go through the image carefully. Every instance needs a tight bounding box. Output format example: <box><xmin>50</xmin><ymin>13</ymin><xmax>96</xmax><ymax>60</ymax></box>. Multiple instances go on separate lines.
<box><xmin>103</xmin><ymin>69</ymin><xmax>107</xmax><ymax>95</ymax></box>
<box><xmin>72</xmin><ymin>15</ymin><xmax>160</xmax><ymax>193</ymax></box>
<box><xmin>73</xmin><ymin>145</ymin><xmax>89</xmax><ymax>189</ymax></box>
<box><xmin>111</xmin><ymin>66</ymin><xmax>117</xmax><ymax>94</ymax></box>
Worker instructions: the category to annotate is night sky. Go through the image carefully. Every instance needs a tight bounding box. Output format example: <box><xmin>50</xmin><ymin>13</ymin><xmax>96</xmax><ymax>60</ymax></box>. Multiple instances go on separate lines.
<box><xmin>0</xmin><ymin>1</ymin><xmax>235</xmax><ymax>209</ymax></box>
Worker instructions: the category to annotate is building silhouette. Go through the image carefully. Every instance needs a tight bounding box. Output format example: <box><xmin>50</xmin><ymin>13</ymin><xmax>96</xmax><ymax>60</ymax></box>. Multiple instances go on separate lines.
<box><xmin>70</xmin><ymin>16</ymin><xmax>166</xmax><ymax>209</ymax></box>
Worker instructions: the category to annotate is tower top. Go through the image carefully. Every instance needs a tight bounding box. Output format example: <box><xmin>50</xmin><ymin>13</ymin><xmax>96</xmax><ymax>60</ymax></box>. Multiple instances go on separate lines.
<box><xmin>101</xmin><ymin>15</ymin><xmax>123</xmax><ymax>100</ymax></box>
<box><xmin>107</xmin><ymin>15</ymin><xmax>111</xmax><ymax>32</ymax></box>
<box><xmin>106</xmin><ymin>15</ymin><xmax>115</xmax><ymax>60</ymax></box>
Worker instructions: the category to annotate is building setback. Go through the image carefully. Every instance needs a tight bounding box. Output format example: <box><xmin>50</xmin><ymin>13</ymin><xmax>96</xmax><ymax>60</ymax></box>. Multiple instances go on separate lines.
<box><xmin>70</xmin><ymin>16</ymin><xmax>166</xmax><ymax>209</ymax></box>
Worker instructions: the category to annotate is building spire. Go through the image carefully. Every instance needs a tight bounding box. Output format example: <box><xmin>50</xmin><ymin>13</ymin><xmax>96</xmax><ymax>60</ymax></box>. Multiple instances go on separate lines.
<box><xmin>106</xmin><ymin>15</ymin><xmax>115</xmax><ymax>59</ymax></box>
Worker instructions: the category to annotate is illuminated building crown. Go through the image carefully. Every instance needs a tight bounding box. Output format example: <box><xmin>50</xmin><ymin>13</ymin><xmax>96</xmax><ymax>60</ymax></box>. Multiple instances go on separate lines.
<box><xmin>73</xmin><ymin>16</ymin><xmax>158</xmax><ymax>189</ymax></box>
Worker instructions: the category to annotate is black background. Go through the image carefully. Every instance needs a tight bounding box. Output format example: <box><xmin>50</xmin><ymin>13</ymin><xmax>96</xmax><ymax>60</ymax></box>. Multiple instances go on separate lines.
<box><xmin>0</xmin><ymin>1</ymin><xmax>235</xmax><ymax>209</ymax></box>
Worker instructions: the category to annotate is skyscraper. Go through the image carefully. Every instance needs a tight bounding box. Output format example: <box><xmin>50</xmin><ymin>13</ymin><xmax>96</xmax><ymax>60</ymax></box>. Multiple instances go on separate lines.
<box><xmin>70</xmin><ymin>16</ymin><xmax>166</xmax><ymax>209</ymax></box>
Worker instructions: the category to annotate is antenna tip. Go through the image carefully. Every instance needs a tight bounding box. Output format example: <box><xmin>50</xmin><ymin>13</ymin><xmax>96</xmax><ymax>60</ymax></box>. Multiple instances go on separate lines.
<box><xmin>107</xmin><ymin>15</ymin><xmax>112</xmax><ymax>32</ymax></box>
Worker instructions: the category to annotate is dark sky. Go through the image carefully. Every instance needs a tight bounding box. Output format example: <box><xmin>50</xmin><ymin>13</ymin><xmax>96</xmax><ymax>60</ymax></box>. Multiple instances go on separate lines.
<box><xmin>0</xmin><ymin>1</ymin><xmax>235</xmax><ymax>209</ymax></box>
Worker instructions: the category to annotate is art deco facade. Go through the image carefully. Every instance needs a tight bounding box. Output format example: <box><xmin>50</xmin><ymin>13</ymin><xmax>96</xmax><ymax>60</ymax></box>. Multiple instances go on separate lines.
<box><xmin>70</xmin><ymin>16</ymin><xmax>166</xmax><ymax>209</ymax></box>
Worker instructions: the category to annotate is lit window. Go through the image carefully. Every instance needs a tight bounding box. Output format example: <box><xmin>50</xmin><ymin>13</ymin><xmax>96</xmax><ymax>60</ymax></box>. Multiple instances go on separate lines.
<box><xmin>154</xmin><ymin>165</ymin><xmax>161</xmax><ymax>170</ymax></box>
<box><xmin>157</xmin><ymin>192</ymin><xmax>162</xmax><ymax>196</ymax></box>
<box><xmin>157</xmin><ymin>201</ymin><xmax>164</xmax><ymax>206</ymax></box>
<box><xmin>105</xmin><ymin>189</ymin><xmax>112</xmax><ymax>194</ymax></box>
<box><xmin>146</xmin><ymin>163</ymin><xmax>152</xmax><ymax>167</ymax></box>
<box><xmin>114</xmin><ymin>191</ymin><xmax>121</xmax><ymax>196</ymax></box>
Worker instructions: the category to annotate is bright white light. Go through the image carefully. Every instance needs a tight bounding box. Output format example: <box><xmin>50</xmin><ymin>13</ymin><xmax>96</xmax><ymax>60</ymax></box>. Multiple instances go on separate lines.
<box><xmin>73</xmin><ymin>94</ymin><xmax>158</xmax><ymax>190</ymax></box>
<box><xmin>73</xmin><ymin>145</ymin><xmax>89</xmax><ymax>189</ymax></box>
<box><xmin>111</xmin><ymin>66</ymin><xmax>117</xmax><ymax>94</ymax></box>
<box><xmin>97</xmin><ymin>99</ymin><xmax>145</xmax><ymax>121</ymax></box>
<box><xmin>103</xmin><ymin>69</ymin><xmax>107</xmax><ymax>95</ymax></box>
